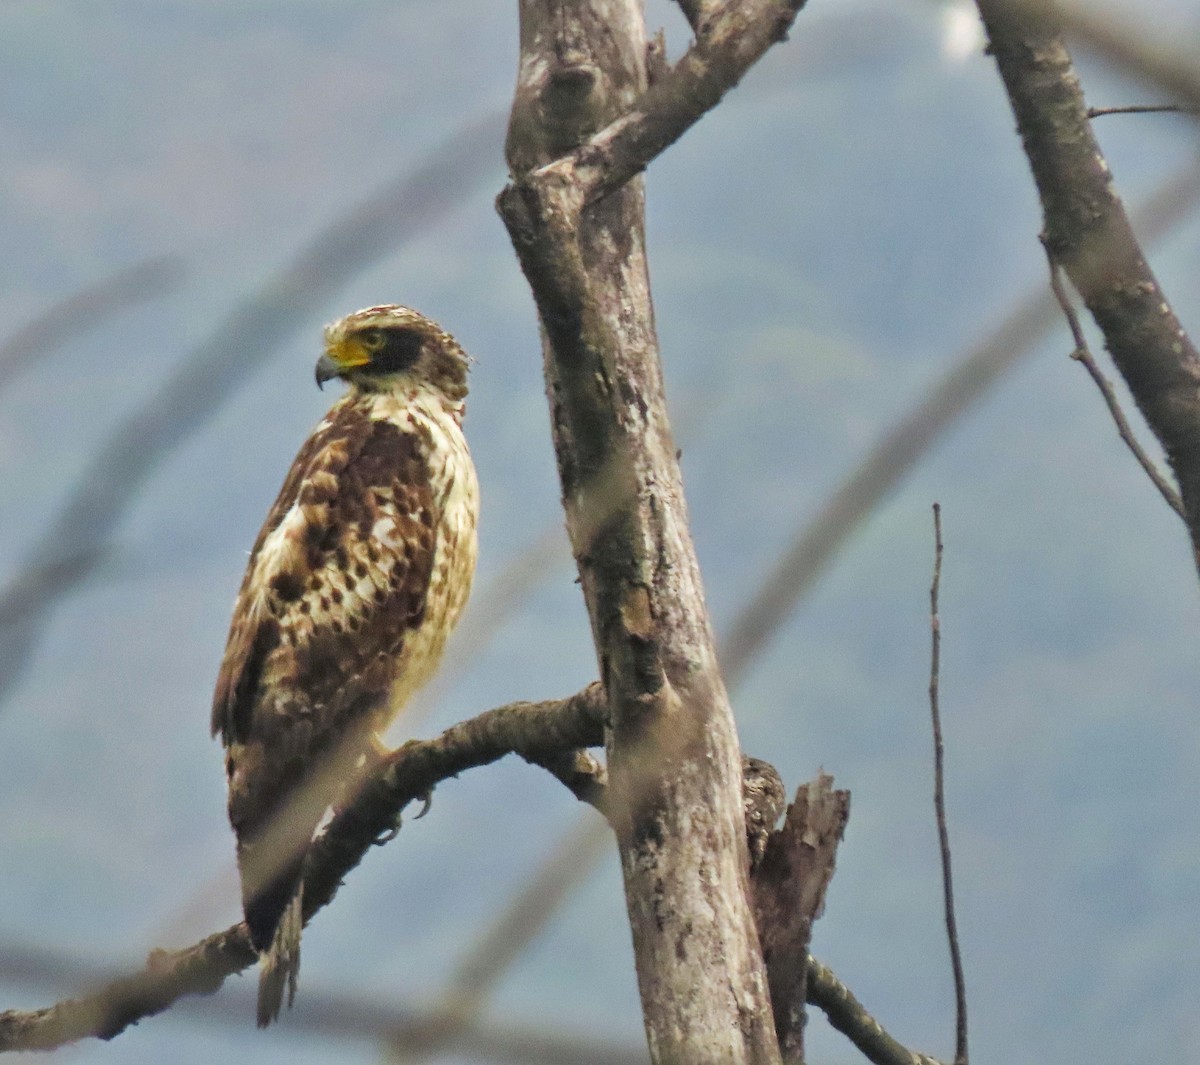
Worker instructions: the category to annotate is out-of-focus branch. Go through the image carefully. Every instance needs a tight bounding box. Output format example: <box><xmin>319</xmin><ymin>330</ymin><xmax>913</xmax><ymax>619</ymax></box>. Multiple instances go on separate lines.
<box><xmin>974</xmin><ymin>2</ymin><xmax>1200</xmax><ymax>573</ymax></box>
<box><xmin>1047</xmin><ymin>0</ymin><xmax>1200</xmax><ymax>111</ymax></box>
<box><xmin>0</xmin><ymin>256</ymin><xmax>185</xmax><ymax>388</ymax></box>
<box><xmin>0</xmin><ymin>685</ymin><xmax>603</xmax><ymax>1053</ymax></box>
<box><xmin>0</xmin><ymin>111</ymin><xmax>504</xmax><ymax>707</ymax></box>
<box><xmin>0</xmin><ymin>941</ymin><xmax>651</xmax><ymax>1065</ymax></box>
<box><xmin>380</xmin><ymin>816</ymin><xmax>613</xmax><ymax>1063</ymax></box>
<box><xmin>721</xmin><ymin>165</ymin><xmax>1200</xmax><ymax>681</ymax></box>
<box><xmin>0</xmin><ymin>550</ymin><xmax>110</xmax><ymax>634</ymax></box>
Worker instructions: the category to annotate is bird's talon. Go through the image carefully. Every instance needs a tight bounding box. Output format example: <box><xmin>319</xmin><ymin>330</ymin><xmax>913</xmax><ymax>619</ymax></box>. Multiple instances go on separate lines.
<box><xmin>373</xmin><ymin>820</ymin><xmax>401</xmax><ymax>845</ymax></box>
<box><xmin>414</xmin><ymin>789</ymin><xmax>434</xmax><ymax>820</ymax></box>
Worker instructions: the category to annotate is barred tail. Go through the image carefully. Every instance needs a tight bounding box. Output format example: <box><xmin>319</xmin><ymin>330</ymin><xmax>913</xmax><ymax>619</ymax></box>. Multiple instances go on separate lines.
<box><xmin>256</xmin><ymin>887</ymin><xmax>303</xmax><ymax>1027</ymax></box>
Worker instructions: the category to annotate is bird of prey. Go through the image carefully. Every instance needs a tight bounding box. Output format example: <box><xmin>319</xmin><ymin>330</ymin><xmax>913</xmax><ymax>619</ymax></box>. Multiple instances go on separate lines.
<box><xmin>211</xmin><ymin>305</ymin><xmax>479</xmax><ymax>1025</ymax></box>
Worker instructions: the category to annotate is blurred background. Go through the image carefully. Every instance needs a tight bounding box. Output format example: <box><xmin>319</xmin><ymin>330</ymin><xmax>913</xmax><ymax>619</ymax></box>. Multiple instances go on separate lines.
<box><xmin>2</xmin><ymin>1</ymin><xmax>1199</xmax><ymax>1062</ymax></box>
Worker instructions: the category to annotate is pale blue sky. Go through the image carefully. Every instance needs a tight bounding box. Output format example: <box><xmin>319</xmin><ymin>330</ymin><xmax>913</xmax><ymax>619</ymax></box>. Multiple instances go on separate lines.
<box><xmin>1</xmin><ymin>3</ymin><xmax>1198</xmax><ymax>1063</ymax></box>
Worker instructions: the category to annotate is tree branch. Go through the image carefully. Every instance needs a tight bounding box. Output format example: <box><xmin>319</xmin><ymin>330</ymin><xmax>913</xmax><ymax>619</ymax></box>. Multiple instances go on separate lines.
<box><xmin>3</xmin><ymin>737</ymin><xmax>946</xmax><ymax>1065</ymax></box>
<box><xmin>522</xmin><ymin>0</ymin><xmax>807</xmax><ymax>209</ymax></box>
<box><xmin>974</xmin><ymin>1</ymin><xmax>1200</xmax><ymax>573</ymax></box>
<box><xmin>0</xmin><ymin>686</ymin><xmax>604</xmax><ymax>1053</ymax></box>
<box><xmin>805</xmin><ymin>958</ymin><xmax>946</xmax><ymax>1065</ymax></box>
<box><xmin>411</xmin><ymin>160</ymin><xmax>1199</xmax><ymax>1065</ymax></box>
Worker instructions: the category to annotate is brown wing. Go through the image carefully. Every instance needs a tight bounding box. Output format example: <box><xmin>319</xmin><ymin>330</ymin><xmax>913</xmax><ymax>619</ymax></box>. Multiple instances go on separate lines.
<box><xmin>211</xmin><ymin>402</ymin><xmax>436</xmax><ymax>948</ymax></box>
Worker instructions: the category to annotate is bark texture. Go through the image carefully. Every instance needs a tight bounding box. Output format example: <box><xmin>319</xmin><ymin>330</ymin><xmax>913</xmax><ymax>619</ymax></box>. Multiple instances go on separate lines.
<box><xmin>500</xmin><ymin>2</ymin><xmax>801</xmax><ymax>1060</ymax></box>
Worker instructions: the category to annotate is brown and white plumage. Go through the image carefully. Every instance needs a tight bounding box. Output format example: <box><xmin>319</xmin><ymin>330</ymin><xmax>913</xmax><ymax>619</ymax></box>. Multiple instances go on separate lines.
<box><xmin>211</xmin><ymin>305</ymin><xmax>478</xmax><ymax>1025</ymax></box>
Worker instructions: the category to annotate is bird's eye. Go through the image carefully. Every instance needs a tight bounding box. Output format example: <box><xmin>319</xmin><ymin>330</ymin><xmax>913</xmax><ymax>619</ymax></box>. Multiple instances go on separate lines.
<box><xmin>361</xmin><ymin>328</ymin><xmax>386</xmax><ymax>351</ymax></box>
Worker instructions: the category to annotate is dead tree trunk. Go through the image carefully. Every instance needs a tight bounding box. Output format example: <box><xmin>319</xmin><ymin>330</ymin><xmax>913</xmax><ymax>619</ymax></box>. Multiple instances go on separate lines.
<box><xmin>499</xmin><ymin>2</ymin><xmax>783</xmax><ymax>1061</ymax></box>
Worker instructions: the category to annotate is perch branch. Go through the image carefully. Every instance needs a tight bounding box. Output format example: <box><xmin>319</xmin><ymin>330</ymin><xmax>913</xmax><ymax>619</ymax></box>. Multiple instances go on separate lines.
<box><xmin>3</xmin><ymin>738</ymin><xmax>945</xmax><ymax>1065</ymax></box>
<box><xmin>0</xmin><ymin>941</ymin><xmax>651</xmax><ymax>1065</ymax></box>
<box><xmin>0</xmin><ymin>686</ymin><xmax>604</xmax><ymax>1053</ymax></box>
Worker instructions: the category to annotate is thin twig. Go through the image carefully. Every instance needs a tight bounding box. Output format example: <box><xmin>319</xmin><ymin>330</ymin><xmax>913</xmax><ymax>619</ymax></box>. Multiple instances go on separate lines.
<box><xmin>929</xmin><ymin>505</ymin><xmax>967</xmax><ymax>1065</ymax></box>
<box><xmin>1040</xmin><ymin>239</ymin><xmax>1186</xmax><ymax>520</ymax></box>
<box><xmin>0</xmin><ymin>550</ymin><xmax>111</xmax><ymax>633</ymax></box>
<box><xmin>1087</xmin><ymin>104</ymin><xmax>1195</xmax><ymax>118</ymax></box>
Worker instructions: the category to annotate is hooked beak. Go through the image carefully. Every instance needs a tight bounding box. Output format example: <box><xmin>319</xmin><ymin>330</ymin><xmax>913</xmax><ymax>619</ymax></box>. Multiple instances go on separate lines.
<box><xmin>315</xmin><ymin>352</ymin><xmax>341</xmax><ymax>390</ymax></box>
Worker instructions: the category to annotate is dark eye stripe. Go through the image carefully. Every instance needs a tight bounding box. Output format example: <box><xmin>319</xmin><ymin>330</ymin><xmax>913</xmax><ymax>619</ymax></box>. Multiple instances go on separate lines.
<box><xmin>368</xmin><ymin>327</ymin><xmax>423</xmax><ymax>374</ymax></box>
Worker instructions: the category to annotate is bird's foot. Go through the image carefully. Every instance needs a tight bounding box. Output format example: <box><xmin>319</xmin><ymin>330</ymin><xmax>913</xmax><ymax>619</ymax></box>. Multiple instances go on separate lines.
<box><xmin>371</xmin><ymin>787</ymin><xmax>433</xmax><ymax>845</ymax></box>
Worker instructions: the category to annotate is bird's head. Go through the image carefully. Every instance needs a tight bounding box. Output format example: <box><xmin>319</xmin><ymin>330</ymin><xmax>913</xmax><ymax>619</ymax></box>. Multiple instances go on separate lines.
<box><xmin>316</xmin><ymin>305</ymin><xmax>470</xmax><ymax>402</ymax></box>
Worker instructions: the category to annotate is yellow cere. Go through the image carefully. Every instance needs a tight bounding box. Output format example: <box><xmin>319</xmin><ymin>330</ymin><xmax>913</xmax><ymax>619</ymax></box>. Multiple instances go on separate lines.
<box><xmin>327</xmin><ymin>334</ymin><xmax>373</xmax><ymax>369</ymax></box>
